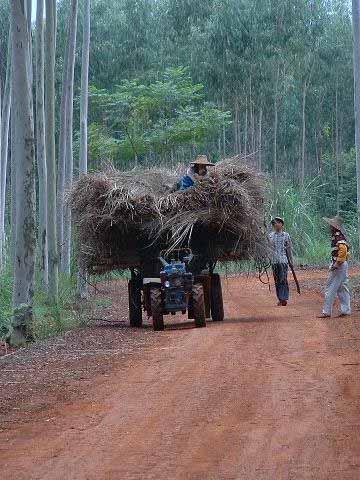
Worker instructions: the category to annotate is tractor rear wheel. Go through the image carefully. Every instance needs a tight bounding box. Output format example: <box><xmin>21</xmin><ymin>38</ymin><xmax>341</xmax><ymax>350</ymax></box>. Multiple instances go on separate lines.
<box><xmin>192</xmin><ymin>283</ymin><xmax>206</xmax><ymax>328</ymax></box>
<box><xmin>210</xmin><ymin>273</ymin><xmax>224</xmax><ymax>322</ymax></box>
<box><xmin>128</xmin><ymin>279</ymin><xmax>143</xmax><ymax>327</ymax></box>
<box><xmin>150</xmin><ymin>287</ymin><xmax>165</xmax><ymax>331</ymax></box>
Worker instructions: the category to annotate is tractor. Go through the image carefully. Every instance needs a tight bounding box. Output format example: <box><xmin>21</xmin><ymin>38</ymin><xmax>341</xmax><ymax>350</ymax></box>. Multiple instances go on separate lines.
<box><xmin>128</xmin><ymin>247</ymin><xmax>224</xmax><ymax>331</ymax></box>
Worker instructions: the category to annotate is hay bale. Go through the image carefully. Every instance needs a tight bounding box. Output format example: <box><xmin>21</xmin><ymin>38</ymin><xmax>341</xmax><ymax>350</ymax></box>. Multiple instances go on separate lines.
<box><xmin>154</xmin><ymin>159</ymin><xmax>268</xmax><ymax>261</ymax></box>
<box><xmin>70</xmin><ymin>167</ymin><xmax>178</xmax><ymax>271</ymax></box>
<box><xmin>70</xmin><ymin>158</ymin><xmax>268</xmax><ymax>273</ymax></box>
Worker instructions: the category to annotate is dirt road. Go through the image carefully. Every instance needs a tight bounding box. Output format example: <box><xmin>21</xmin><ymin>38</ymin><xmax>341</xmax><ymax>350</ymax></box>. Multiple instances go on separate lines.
<box><xmin>2</xmin><ymin>270</ymin><xmax>360</xmax><ymax>479</ymax></box>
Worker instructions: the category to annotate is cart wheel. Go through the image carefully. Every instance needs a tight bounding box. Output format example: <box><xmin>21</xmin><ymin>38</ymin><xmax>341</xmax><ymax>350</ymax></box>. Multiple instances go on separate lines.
<box><xmin>210</xmin><ymin>274</ymin><xmax>224</xmax><ymax>322</ymax></box>
<box><xmin>150</xmin><ymin>287</ymin><xmax>164</xmax><ymax>331</ymax></box>
<box><xmin>192</xmin><ymin>283</ymin><xmax>206</xmax><ymax>328</ymax></box>
<box><xmin>128</xmin><ymin>279</ymin><xmax>143</xmax><ymax>327</ymax></box>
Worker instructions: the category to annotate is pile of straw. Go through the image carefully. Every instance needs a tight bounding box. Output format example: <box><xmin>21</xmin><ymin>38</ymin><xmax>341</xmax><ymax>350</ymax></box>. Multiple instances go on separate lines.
<box><xmin>155</xmin><ymin>159</ymin><xmax>267</xmax><ymax>261</ymax></box>
<box><xmin>70</xmin><ymin>158</ymin><xmax>268</xmax><ymax>273</ymax></box>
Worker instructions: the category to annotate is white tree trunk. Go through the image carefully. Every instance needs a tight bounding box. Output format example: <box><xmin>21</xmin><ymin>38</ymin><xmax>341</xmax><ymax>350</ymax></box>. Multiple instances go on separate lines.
<box><xmin>79</xmin><ymin>0</ymin><xmax>90</xmax><ymax>176</ymax></box>
<box><xmin>0</xmin><ymin>34</ymin><xmax>12</xmax><ymax>271</ymax></box>
<box><xmin>10</xmin><ymin>0</ymin><xmax>37</xmax><ymax>346</ymax></box>
<box><xmin>62</xmin><ymin>0</ymin><xmax>78</xmax><ymax>275</ymax></box>
<box><xmin>77</xmin><ymin>0</ymin><xmax>90</xmax><ymax>299</ymax></box>
<box><xmin>258</xmin><ymin>107</ymin><xmax>263</xmax><ymax>172</ymax></box>
<box><xmin>10</xmin><ymin>107</ymin><xmax>16</xmax><ymax>263</ymax></box>
<box><xmin>36</xmin><ymin>0</ymin><xmax>48</xmax><ymax>288</ymax></box>
<box><xmin>57</xmin><ymin>27</ymin><xmax>70</xmax><ymax>260</ymax></box>
<box><xmin>0</xmin><ymin>48</ymin><xmax>2</xmax><ymax>268</ymax></box>
<box><xmin>273</xmin><ymin>64</ymin><xmax>280</xmax><ymax>186</ymax></box>
<box><xmin>353</xmin><ymin>0</ymin><xmax>360</xmax><ymax>250</ymax></box>
<box><xmin>45</xmin><ymin>0</ymin><xmax>58</xmax><ymax>303</ymax></box>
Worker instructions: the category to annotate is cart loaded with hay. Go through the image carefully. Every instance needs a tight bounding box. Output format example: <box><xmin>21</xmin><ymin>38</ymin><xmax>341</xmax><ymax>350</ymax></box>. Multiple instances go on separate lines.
<box><xmin>71</xmin><ymin>157</ymin><xmax>268</xmax><ymax>330</ymax></box>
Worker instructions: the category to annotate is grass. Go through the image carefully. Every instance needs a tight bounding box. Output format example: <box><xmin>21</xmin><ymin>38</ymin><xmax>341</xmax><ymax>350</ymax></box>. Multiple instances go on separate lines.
<box><xmin>267</xmin><ymin>179</ymin><xmax>358</xmax><ymax>265</ymax></box>
<box><xmin>0</xmin><ymin>269</ymin><xmax>13</xmax><ymax>340</ymax></box>
<box><xmin>0</xmin><ymin>270</ymin><xmax>93</xmax><ymax>343</ymax></box>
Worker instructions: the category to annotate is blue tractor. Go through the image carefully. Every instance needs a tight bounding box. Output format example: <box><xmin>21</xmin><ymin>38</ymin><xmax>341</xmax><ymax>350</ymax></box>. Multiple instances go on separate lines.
<box><xmin>128</xmin><ymin>248</ymin><xmax>224</xmax><ymax>331</ymax></box>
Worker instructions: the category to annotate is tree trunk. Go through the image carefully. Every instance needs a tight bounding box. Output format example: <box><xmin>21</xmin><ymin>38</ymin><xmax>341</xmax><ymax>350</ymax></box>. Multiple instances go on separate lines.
<box><xmin>234</xmin><ymin>98</ymin><xmax>238</xmax><ymax>155</ymax></box>
<box><xmin>10</xmin><ymin>0</ymin><xmax>37</xmax><ymax>346</ymax></box>
<box><xmin>300</xmin><ymin>82</ymin><xmax>307</xmax><ymax>189</ymax></box>
<box><xmin>244</xmin><ymin>97</ymin><xmax>248</xmax><ymax>156</ymax></box>
<box><xmin>79</xmin><ymin>0</ymin><xmax>90</xmax><ymax>176</ymax></box>
<box><xmin>11</xmin><ymin>107</ymin><xmax>16</xmax><ymax>264</ymax></box>
<box><xmin>353</xmin><ymin>0</ymin><xmax>360</xmax><ymax>250</ymax></box>
<box><xmin>77</xmin><ymin>0</ymin><xmax>90</xmax><ymax>299</ymax></box>
<box><xmin>36</xmin><ymin>0</ymin><xmax>48</xmax><ymax>288</ymax></box>
<box><xmin>335</xmin><ymin>84</ymin><xmax>340</xmax><ymax>214</ymax></box>
<box><xmin>258</xmin><ymin>107</ymin><xmax>263</xmax><ymax>172</ymax></box>
<box><xmin>45</xmin><ymin>0</ymin><xmax>58</xmax><ymax>303</ymax></box>
<box><xmin>0</xmin><ymin>34</ymin><xmax>11</xmax><ymax>271</ymax></box>
<box><xmin>300</xmin><ymin>61</ymin><xmax>314</xmax><ymax>189</ymax></box>
<box><xmin>57</xmin><ymin>23</ymin><xmax>70</xmax><ymax>261</ymax></box>
<box><xmin>273</xmin><ymin>64</ymin><xmax>280</xmax><ymax>186</ymax></box>
<box><xmin>249</xmin><ymin>78</ymin><xmax>255</xmax><ymax>154</ymax></box>
<box><xmin>26</xmin><ymin>0</ymin><xmax>33</xmax><ymax>87</ymax></box>
<box><xmin>62</xmin><ymin>0</ymin><xmax>78</xmax><ymax>275</ymax></box>
<box><xmin>0</xmin><ymin>46</ymin><xmax>2</xmax><ymax>268</ymax></box>
<box><xmin>222</xmin><ymin>94</ymin><xmax>226</xmax><ymax>157</ymax></box>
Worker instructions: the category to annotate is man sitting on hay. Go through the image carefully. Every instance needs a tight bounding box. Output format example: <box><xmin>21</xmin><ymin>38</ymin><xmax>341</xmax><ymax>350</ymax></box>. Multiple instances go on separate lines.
<box><xmin>177</xmin><ymin>155</ymin><xmax>215</xmax><ymax>191</ymax></box>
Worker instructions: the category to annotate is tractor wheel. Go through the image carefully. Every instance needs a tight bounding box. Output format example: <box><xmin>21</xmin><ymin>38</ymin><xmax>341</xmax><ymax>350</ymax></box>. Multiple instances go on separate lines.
<box><xmin>150</xmin><ymin>287</ymin><xmax>165</xmax><ymax>331</ymax></box>
<box><xmin>188</xmin><ymin>296</ymin><xmax>194</xmax><ymax>320</ymax></box>
<box><xmin>210</xmin><ymin>273</ymin><xmax>224</xmax><ymax>322</ymax></box>
<box><xmin>192</xmin><ymin>283</ymin><xmax>206</xmax><ymax>328</ymax></box>
<box><xmin>128</xmin><ymin>279</ymin><xmax>143</xmax><ymax>327</ymax></box>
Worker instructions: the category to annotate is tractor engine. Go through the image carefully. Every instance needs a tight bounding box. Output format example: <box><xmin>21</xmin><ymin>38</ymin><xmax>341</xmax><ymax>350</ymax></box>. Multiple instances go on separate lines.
<box><xmin>160</xmin><ymin>260</ymin><xmax>193</xmax><ymax>313</ymax></box>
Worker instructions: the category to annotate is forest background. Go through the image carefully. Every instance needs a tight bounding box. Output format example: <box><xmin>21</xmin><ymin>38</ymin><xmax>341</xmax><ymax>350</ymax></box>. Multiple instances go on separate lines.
<box><xmin>0</xmin><ymin>0</ymin><xmax>357</xmax><ymax>341</ymax></box>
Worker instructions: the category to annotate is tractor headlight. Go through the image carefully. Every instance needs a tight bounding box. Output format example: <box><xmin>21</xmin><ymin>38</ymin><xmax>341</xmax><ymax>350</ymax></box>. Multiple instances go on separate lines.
<box><xmin>164</xmin><ymin>281</ymin><xmax>170</xmax><ymax>288</ymax></box>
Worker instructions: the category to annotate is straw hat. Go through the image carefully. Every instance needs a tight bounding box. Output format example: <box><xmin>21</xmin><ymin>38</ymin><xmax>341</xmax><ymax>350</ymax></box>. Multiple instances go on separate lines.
<box><xmin>191</xmin><ymin>155</ymin><xmax>215</xmax><ymax>167</ymax></box>
<box><xmin>323</xmin><ymin>215</ymin><xmax>345</xmax><ymax>232</ymax></box>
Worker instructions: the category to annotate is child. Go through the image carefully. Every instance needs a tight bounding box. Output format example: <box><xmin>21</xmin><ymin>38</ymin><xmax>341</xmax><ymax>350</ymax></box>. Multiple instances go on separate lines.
<box><xmin>269</xmin><ymin>217</ymin><xmax>294</xmax><ymax>306</ymax></box>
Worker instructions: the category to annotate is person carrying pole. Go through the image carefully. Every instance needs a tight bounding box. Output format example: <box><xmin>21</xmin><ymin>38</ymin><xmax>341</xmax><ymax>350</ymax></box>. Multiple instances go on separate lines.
<box><xmin>269</xmin><ymin>217</ymin><xmax>294</xmax><ymax>306</ymax></box>
<box><xmin>317</xmin><ymin>215</ymin><xmax>351</xmax><ymax>318</ymax></box>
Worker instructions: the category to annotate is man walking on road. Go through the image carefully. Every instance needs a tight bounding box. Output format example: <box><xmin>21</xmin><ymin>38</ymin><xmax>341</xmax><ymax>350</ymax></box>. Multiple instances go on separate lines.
<box><xmin>318</xmin><ymin>216</ymin><xmax>351</xmax><ymax>318</ymax></box>
<box><xmin>269</xmin><ymin>217</ymin><xmax>294</xmax><ymax>306</ymax></box>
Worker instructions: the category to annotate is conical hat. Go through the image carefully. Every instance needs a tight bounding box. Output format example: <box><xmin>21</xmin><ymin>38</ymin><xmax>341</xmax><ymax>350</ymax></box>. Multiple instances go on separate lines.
<box><xmin>191</xmin><ymin>155</ymin><xmax>215</xmax><ymax>167</ymax></box>
<box><xmin>323</xmin><ymin>215</ymin><xmax>345</xmax><ymax>232</ymax></box>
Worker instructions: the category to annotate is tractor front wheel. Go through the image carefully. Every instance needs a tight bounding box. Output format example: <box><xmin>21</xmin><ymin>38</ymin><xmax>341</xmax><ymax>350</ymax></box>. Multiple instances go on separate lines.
<box><xmin>192</xmin><ymin>283</ymin><xmax>206</xmax><ymax>328</ymax></box>
<box><xmin>150</xmin><ymin>287</ymin><xmax>165</xmax><ymax>331</ymax></box>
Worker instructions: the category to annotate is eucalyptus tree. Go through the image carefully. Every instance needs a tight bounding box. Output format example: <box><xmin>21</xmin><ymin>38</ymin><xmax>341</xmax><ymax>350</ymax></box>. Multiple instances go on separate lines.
<box><xmin>353</xmin><ymin>0</ymin><xmax>360</xmax><ymax>237</ymax></box>
<box><xmin>10</xmin><ymin>0</ymin><xmax>36</xmax><ymax>345</ymax></box>
<box><xmin>36</xmin><ymin>0</ymin><xmax>48</xmax><ymax>287</ymax></box>
<box><xmin>77</xmin><ymin>0</ymin><xmax>91</xmax><ymax>299</ymax></box>
<box><xmin>60</xmin><ymin>0</ymin><xmax>78</xmax><ymax>274</ymax></box>
<box><xmin>0</xmin><ymin>22</ymin><xmax>11</xmax><ymax>270</ymax></box>
<box><xmin>45</xmin><ymin>0</ymin><xmax>58</xmax><ymax>303</ymax></box>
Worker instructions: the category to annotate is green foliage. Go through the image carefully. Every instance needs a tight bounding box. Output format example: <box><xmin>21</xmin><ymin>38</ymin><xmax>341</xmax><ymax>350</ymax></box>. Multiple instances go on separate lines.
<box><xmin>74</xmin><ymin>123</ymin><xmax>121</xmax><ymax>166</ymax></box>
<box><xmin>0</xmin><ymin>270</ymin><xmax>90</xmax><ymax>342</ymax></box>
<box><xmin>32</xmin><ymin>274</ymin><xmax>90</xmax><ymax>340</ymax></box>
<box><xmin>269</xmin><ymin>180</ymin><xmax>330</xmax><ymax>264</ymax></box>
<box><xmin>88</xmin><ymin>67</ymin><xmax>231</xmax><ymax>165</ymax></box>
<box><xmin>0</xmin><ymin>270</ymin><xmax>13</xmax><ymax>340</ymax></box>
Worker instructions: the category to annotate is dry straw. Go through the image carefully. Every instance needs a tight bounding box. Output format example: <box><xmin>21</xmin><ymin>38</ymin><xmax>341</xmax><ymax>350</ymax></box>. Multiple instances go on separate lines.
<box><xmin>70</xmin><ymin>157</ymin><xmax>269</xmax><ymax>273</ymax></box>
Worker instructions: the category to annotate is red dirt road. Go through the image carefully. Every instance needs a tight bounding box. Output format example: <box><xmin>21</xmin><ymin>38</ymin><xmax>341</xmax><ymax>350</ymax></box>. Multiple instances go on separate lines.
<box><xmin>2</xmin><ymin>270</ymin><xmax>360</xmax><ymax>479</ymax></box>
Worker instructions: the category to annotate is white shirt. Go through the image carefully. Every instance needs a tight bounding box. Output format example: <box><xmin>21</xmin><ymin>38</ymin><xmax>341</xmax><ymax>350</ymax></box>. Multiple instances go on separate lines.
<box><xmin>269</xmin><ymin>231</ymin><xmax>293</xmax><ymax>264</ymax></box>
